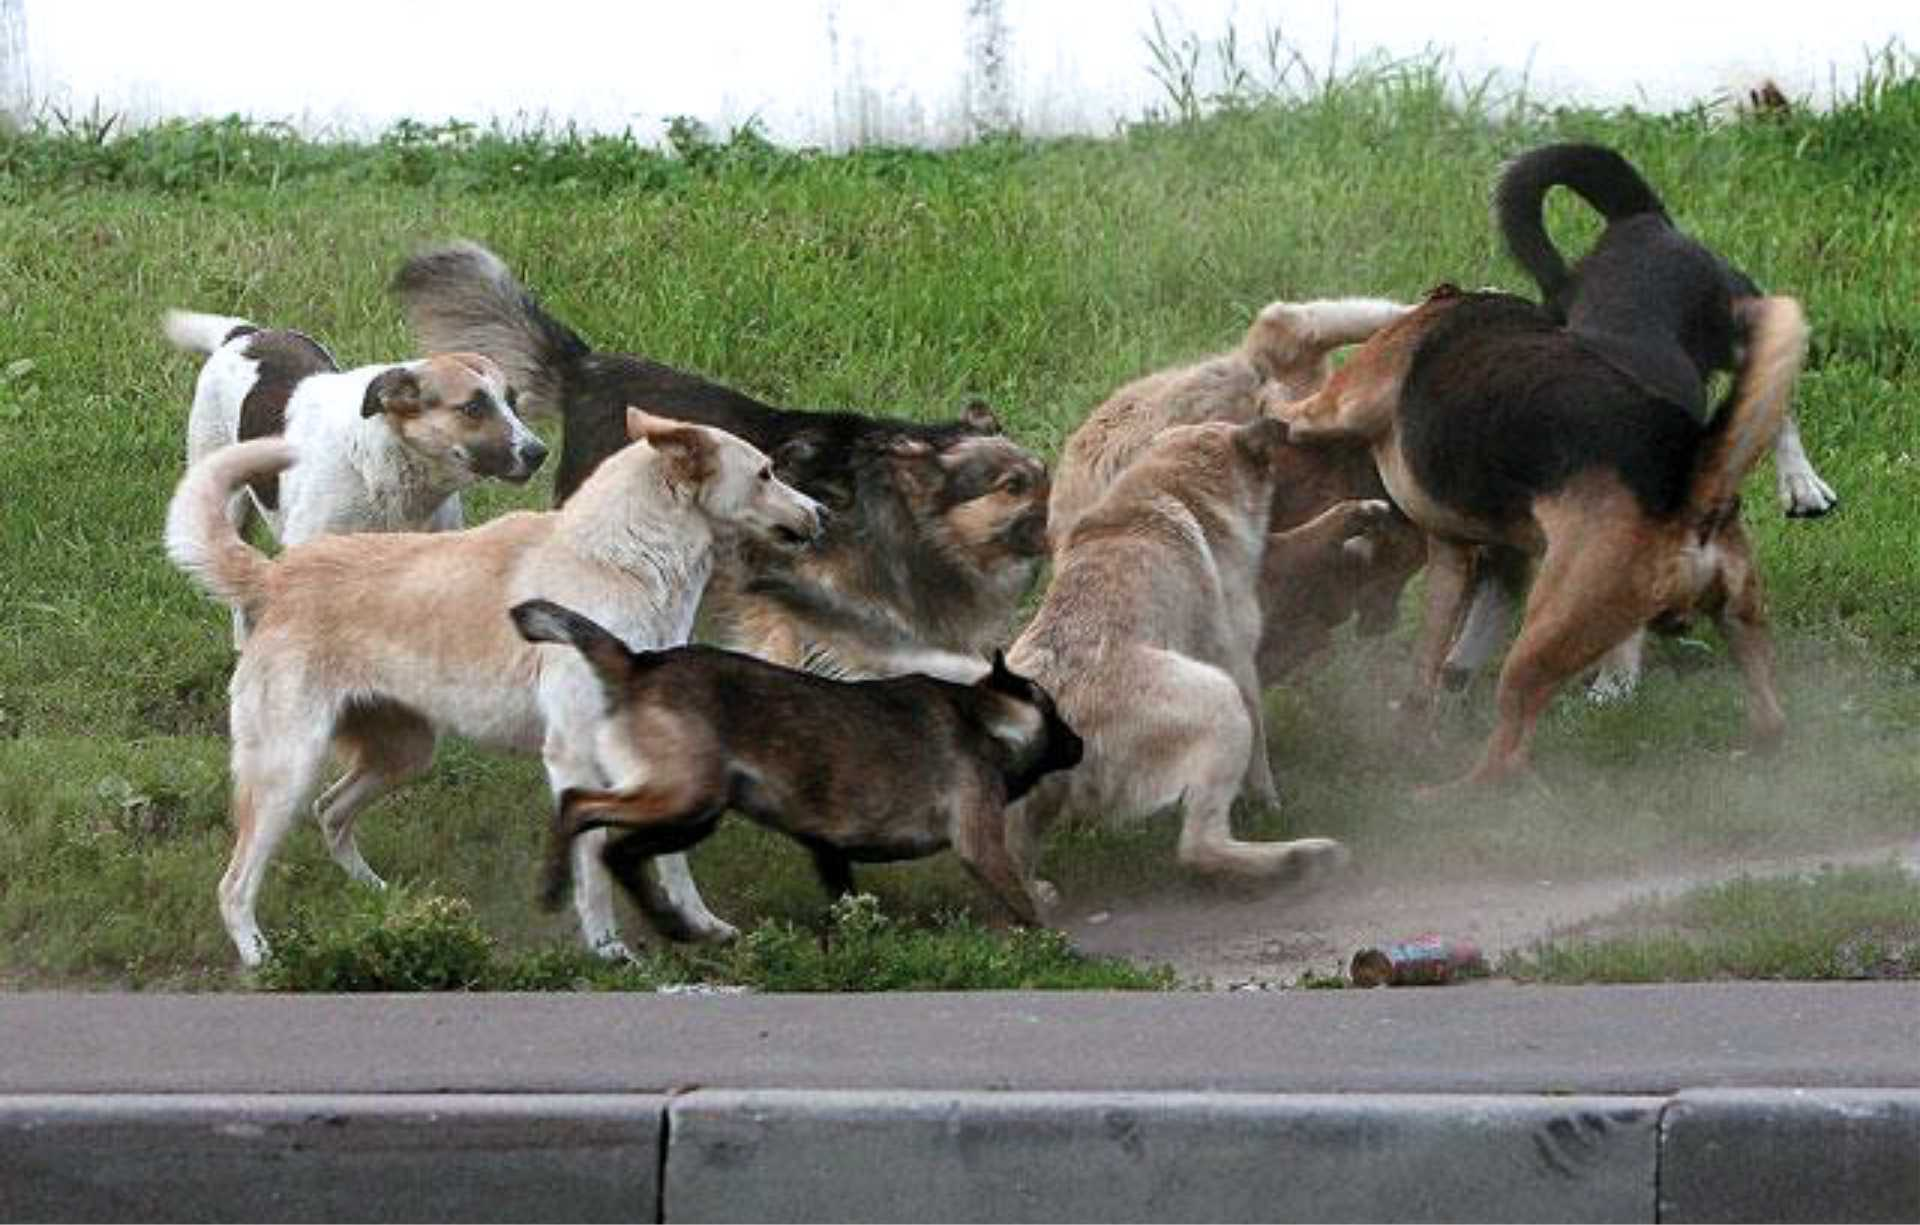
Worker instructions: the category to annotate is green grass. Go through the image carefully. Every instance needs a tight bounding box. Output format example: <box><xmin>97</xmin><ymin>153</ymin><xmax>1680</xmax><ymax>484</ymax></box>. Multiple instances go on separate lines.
<box><xmin>3</xmin><ymin>58</ymin><xmax>1918</xmax><ymax>990</ymax></box>
<box><xmin>1503</xmin><ymin>863</ymin><xmax>1920</xmax><ymax>983</ymax></box>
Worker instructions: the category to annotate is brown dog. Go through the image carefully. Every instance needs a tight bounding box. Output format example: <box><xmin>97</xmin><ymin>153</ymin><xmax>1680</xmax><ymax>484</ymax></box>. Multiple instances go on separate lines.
<box><xmin>165</xmin><ymin>410</ymin><xmax>823</xmax><ymax>967</ymax></box>
<box><xmin>1048</xmin><ymin>296</ymin><xmax>1424</xmax><ymax>684</ymax></box>
<box><xmin>1005</xmin><ymin>417</ymin><xmax>1380</xmax><ymax>909</ymax></box>
<box><xmin>512</xmin><ymin>599</ymin><xmax>1083</xmax><ymax>926</ymax></box>
<box><xmin>1272</xmin><ymin>285</ymin><xmax>1808</xmax><ymax>791</ymax></box>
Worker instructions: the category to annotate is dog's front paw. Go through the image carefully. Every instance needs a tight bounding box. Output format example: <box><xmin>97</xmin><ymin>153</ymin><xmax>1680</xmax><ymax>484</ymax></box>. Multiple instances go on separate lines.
<box><xmin>686</xmin><ymin>917</ymin><xmax>741</xmax><ymax>946</ymax></box>
<box><xmin>1778</xmin><ymin>470</ymin><xmax>1839</xmax><ymax>518</ymax></box>
<box><xmin>590</xmin><ymin>937</ymin><xmax>640</xmax><ymax>964</ymax></box>
<box><xmin>1030</xmin><ymin>878</ymin><xmax>1062</xmax><ymax>917</ymax></box>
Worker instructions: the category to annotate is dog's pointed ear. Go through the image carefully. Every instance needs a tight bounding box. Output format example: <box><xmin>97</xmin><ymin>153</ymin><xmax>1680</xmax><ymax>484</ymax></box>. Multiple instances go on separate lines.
<box><xmin>960</xmin><ymin>398</ymin><xmax>1003</xmax><ymax>435</ymax></box>
<box><xmin>362</xmin><ymin>367</ymin><xmax>424</xmax><ymax>417</ymax></box>
<box><xmin>1233</xmin><ymin>416</ymin><xmax>1290</xmax><ymax>464</ymax></box>
<box><xmin>626</xmin><ymin>407</ymin><xmax>715</xmax><ymax>490</ymax></box>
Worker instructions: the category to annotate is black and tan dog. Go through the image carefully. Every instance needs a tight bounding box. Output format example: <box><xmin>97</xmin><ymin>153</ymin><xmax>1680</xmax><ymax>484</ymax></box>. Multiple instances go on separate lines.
<box><xmin>511</xmin><ymin>598</ymin><xmax>1083</xmax><ymax>927</ymax></box>
<box><xmin>1274</xmin><ymin>284</ymin><xmax>1809</xmax><ymax>792</ymax></box>
<box><xmin>1446</xmin><ymin>142</ymin><xmax>1837</xmax><ymax>697</ymax></box>
<box><xmin>396</xmin><ymin>242</ymin><xmax>1049</xmax><ymax>678</ymax></box>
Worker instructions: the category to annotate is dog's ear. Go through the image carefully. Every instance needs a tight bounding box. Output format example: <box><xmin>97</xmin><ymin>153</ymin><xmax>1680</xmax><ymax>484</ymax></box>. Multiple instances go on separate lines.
<box><xmin>960</xmin><ymin>399</ymin><xmax>1003</xmax><ymax>435</ymax></box>
<box><xmin>1232</xmin><ymin>416</ymin><xmax>1290</xmax><ymax>465</ymax></box>
<box><xmin>626</xmin><ymin>407</ymin><xmax>716</xmax><ymax>491</ymax></box>
<box><xmin>362</xmin><ymin>367</ymin><xmax>424</xmax><ymax>417</ymax></box>
<box><xmin>773</xmin><ymin>436</ymin><xmax>854</xmax><ymax>511</ymax></box>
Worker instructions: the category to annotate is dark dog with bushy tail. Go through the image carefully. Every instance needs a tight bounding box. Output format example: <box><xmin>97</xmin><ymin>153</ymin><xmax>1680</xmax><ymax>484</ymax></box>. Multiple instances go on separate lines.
<box><xmin>396</xmin><ymin>242</ymin><xmax>1050</xmax><ymax>680</ymax></box>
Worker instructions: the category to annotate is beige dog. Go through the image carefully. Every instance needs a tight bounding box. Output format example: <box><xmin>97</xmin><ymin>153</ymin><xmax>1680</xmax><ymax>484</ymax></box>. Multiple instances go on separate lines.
<box><xmin>1004</xmin><ymin>417</ymin><xmax>1376</xmax><ymax>907</ymax></box>
<box><xmin>1047</xmin><ymin>296</ymin><xmax>1424</xmax><ymax>683</ymax></box>
<box><xmin>166</xmin><ymin>410</ymin><xmax>823</xmax><ymax>967</ymax></box>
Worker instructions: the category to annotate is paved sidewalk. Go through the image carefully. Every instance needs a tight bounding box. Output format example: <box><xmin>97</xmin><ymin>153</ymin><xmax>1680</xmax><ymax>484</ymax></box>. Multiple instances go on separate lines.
<box><xmin>3</xmin><ymin>984</ymin><xmax>1917</xmax><ymax>1221</ymax></box>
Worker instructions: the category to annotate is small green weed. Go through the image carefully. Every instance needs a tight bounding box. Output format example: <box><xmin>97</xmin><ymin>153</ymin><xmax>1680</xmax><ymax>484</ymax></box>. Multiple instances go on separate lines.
<box><xmin>1503</xmin><ymin>863</ymin><xmax>1920</xmax><ymax>983</ymax></box>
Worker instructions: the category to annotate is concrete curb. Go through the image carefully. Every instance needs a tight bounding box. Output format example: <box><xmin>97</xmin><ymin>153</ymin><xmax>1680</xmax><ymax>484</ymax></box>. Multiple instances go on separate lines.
<box><xmin>8</xmin><ymin>1089</ymin><xmax>1920</xmax><ymax>1222</ymax></box>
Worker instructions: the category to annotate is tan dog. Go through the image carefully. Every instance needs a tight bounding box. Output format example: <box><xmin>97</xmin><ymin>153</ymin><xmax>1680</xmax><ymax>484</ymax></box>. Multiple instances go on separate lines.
<box><xmin>165</xmin><ymin>410</ymin><xmax>823</xmax><ymax>968</ymax></box>
<box><xmin>1273</xmin><ymin>285</ymin><xmax>1808</xmax><ymax>792</ymax></box>
<box><xmin>1004</xmin><ymin>417</ymin><xmax>1376</xmax><ymax>908</ymax></box>
<box><xmin>1048</xmin><ymin>296</ymin><xmax>1424</xmax><ymax>684</ymax></box>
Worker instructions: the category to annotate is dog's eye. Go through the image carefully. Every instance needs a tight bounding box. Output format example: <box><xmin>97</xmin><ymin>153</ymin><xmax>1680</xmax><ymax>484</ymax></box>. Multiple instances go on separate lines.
<box><xmin>1001</xmin><ymin>472</ymin><xmax>1030</xmax><ymax>495</ymax></box>
<box><xmin>462</xmin><ymin>398</ymin><xmax>488</xmax><ymax>420</ymax></box>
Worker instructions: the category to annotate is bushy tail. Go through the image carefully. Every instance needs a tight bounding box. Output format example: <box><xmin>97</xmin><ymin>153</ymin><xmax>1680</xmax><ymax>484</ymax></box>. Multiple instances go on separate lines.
<box><xmin>391</xmin><ymin>241</ymin><xmax>589</xmax><ymax>418</ymax></box>
<box><xmin>162</xmin><ymin>309</ymin><xmax>255</xmax><ymax>356</ymax></box>
<box><xmin>1494</xmin><ymin>142</ymin><xmax>1669</xmax><ymax>310</ymax></box>
<box><xmin>165</xmin><ymin>439</ymin><xmax>294</xmax><ymax>613</ymax></box>
<box><xmin>1689</xmin><ymin>296</ymin><xmax>1809</xmax><ymax>519</ymax></box>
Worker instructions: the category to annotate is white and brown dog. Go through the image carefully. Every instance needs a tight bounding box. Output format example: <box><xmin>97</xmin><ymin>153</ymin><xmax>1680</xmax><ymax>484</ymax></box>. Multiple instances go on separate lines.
<box><xmin>167</xmin><ymin>310</ymin><xmax>547</xmax><ymax>640</ymax></box>
<box><xmin>165</xmin><ymin>409</ymin><xmax>823</xmax><ymax>968</ymax></box>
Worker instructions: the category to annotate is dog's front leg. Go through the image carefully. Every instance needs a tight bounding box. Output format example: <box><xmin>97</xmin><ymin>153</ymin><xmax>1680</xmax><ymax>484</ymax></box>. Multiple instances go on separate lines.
<box><xmin>954</xmin><ymin>791</ymin><xmax>1042</xmax><ymax>926</ymax></box>
<box><xmin>541</xmin><ymin>734</ymin><xmax>640</xmax><ymax>961</ymax></box>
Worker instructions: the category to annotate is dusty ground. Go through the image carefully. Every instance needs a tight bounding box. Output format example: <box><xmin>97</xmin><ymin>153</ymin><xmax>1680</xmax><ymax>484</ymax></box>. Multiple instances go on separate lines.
<box><xmin>1060</xmin><ymin>837</ymin><xmax>1920</xmax><ymax>989</ymax></box>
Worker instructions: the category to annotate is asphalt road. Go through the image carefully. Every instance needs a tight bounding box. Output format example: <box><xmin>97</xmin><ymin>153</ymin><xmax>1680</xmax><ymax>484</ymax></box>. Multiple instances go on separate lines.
<box><xmin>5</xmin><ymin>981</ymin><xmax>1917</xmax><ymax>1096</ymax></box>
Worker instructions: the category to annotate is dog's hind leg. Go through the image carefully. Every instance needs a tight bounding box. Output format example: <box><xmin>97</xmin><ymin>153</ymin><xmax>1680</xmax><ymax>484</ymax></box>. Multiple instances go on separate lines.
<box><xmin>1585</xmin><ymin>630</ymin><xmax>1647</xmax><ymax>704</ymax></box>
<box><xmin>1773</xmin><ymin>414</ymin><xmax>1838</xmax><ymax>518</ymax></box>
<box><xmin>1435</xmin><ymin>525</ymin><xmax>1654</xmax><ymax>794</ymax></box>
<box><xmin>1125</xmin><ymin>653</ymin><xmax>1348</xmax><ymax>882</ymax></box>
<box><xmin>315</xmin><ymin>704</ymin><xmax>436</xmax><ymax>888</ymax></box>
<box><xmin>219</xmin><ymin>722</ymin><xmax>333</xmax><ymax>968</ymax></box>
<box><xmin>1710</xmin><ymin>523</ymin><xmax>1788</xmax><ymax>750</ymax></box>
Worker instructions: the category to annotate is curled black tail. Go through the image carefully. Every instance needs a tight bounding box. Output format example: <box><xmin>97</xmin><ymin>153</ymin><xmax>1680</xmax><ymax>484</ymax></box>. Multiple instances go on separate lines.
<box><xmin>1494</xmin><ymin>142</ymin><xmax>1669</xmax><ymax>314</ymax></box>
<box><xmin>392</xmin><ymin>240</ymin><xmax>590</xmax><ymax>419</ymax></box>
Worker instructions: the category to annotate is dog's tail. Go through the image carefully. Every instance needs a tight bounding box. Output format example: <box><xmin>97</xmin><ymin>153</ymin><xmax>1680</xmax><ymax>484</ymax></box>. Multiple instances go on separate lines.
<box><xmin>1688</xmin><ymin>296</ymin><xmax>1809</xmax><ymax>520</ymax></box>
<box><xmin>162</xmin><ymin>309</ymin><xmax>256</xmax><ymax>357</ymax></box>
<box><xmin>1494</xmin><ymin>142</ymin><xmax>1669</xmax><ymax>312</ymax></box>
<box><xmin>392</xmin><ymin>241</ymin><xmax>589</xmax><ymax>419</ymax></box>
<box><xmin>165</xmin><ymin>438</ymin><xmax>293</xmax><ymax>613</ymax></box>
<box><xmin>509</xmin><ymin>598</ymin><xmax>636</xmax><ymax>701</ymax></box>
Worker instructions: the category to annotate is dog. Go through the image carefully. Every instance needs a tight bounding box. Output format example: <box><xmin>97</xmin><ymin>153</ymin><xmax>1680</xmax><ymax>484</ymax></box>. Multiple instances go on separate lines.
<box><xmin>165</xmin><ymin>310</ymin><xmax>549</xmax><ymax>643</ymax></box>
<box><xmin>392</xmin><ymin>241</ymin><xmax>1049</xmax><ymax>678</ymax></box>
<box><xmin>510</xmin><ymin>598</ymin><xmax>1083</xmax><ymax>927</ymax></box>
<box><xmin>1049</xmin><ymin>296</ymin><xmax>1426</xmax><ymax>684</ymax></box>
<box><xmin>1273</xmin><ymin>284</ymin><xmax>1809</xmax><ymax>792</ymax></box>
<box><xmin>164</xmin><ymin>409</ymin><xmax>823</xmax><ymax>968</ymax></box>
<box><xmin>1443</xmin><ymin>142</ymin><xmax>1836</xmax><ymax>697</ymax></box>
<box><xmin>1001</xmin><ymin>417</ymin><xmax>1375</xmax><ymax>910</ymax></box>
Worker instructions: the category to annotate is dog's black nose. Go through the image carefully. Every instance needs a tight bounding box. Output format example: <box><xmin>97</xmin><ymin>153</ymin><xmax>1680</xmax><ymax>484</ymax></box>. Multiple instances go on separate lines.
<box><xmin>519</xmin><ymin>438</ymin><xmax>550</xmax><ymax>472</ymax></box>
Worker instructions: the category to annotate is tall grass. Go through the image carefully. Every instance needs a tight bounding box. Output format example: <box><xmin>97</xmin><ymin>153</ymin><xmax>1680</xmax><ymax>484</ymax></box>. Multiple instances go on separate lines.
<box><xmin>2</xmin><ymin>57</ymin><xmax>1917</xmax><ymax>987</ymax></box>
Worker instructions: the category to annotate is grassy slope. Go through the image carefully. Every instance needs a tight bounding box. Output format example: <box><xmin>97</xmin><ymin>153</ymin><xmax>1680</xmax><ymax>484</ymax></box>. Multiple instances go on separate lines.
<box><xmin>1</xmin><ymin>69</ymin><xmax>1917</xmax><ymax>986</ymax></box>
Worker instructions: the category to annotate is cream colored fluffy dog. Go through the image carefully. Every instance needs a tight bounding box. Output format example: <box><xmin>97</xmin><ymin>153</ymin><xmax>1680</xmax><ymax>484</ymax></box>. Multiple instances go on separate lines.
<box><xmin>1004</xmin><ymin>417</ymin><xmax>1378</xmax><ymax>908</ymax></box>
<box><xmin>166</xmin><ymin>409</ymin><xmax>823</xmax><ymax>967</ymax></box>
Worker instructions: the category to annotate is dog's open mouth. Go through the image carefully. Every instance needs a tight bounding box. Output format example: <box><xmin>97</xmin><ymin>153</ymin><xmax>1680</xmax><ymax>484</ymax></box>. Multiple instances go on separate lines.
<box><xmin>771</xmin><ymin>522</ymin><xmax>817</xmax><ymax>549</ymax></box>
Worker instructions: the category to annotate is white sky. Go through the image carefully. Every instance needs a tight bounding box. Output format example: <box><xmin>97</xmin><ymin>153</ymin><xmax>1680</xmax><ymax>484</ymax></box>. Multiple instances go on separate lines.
<box><xmin>12</xmin><ymin>1</ymin><xmax>1916</xmax><ymax>146</ymax></box>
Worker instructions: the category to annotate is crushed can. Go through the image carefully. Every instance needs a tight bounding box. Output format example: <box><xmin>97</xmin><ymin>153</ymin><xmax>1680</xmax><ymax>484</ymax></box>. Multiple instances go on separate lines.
<box><xmin>1349</xmin><ymin>934</ymin><xmax>1487</xmax><ymax>987</ymax></box>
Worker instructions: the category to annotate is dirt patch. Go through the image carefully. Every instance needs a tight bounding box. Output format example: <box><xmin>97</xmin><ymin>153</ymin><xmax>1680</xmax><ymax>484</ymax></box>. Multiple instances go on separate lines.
<box><xmin>1060</xmin><ymin>837</ymin><xmax>1920</xmax><ymax>989</ymax></box>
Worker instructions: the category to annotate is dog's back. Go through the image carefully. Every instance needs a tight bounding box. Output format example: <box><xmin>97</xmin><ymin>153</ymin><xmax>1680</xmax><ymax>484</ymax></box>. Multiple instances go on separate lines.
<box><xmin>1398</xmin><ymin>293</ymin><xmax>1707</xmax><ymax>525</ymax></box>
<box><xmin>168</xmin><ymin>311</ymin><xmax>339</xmax><ymax>511</ymax></box>
<box><xmin>1494</xmin><ymin>143</ymin><xmax>1758</xmax><ymax>413</ymax></box>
